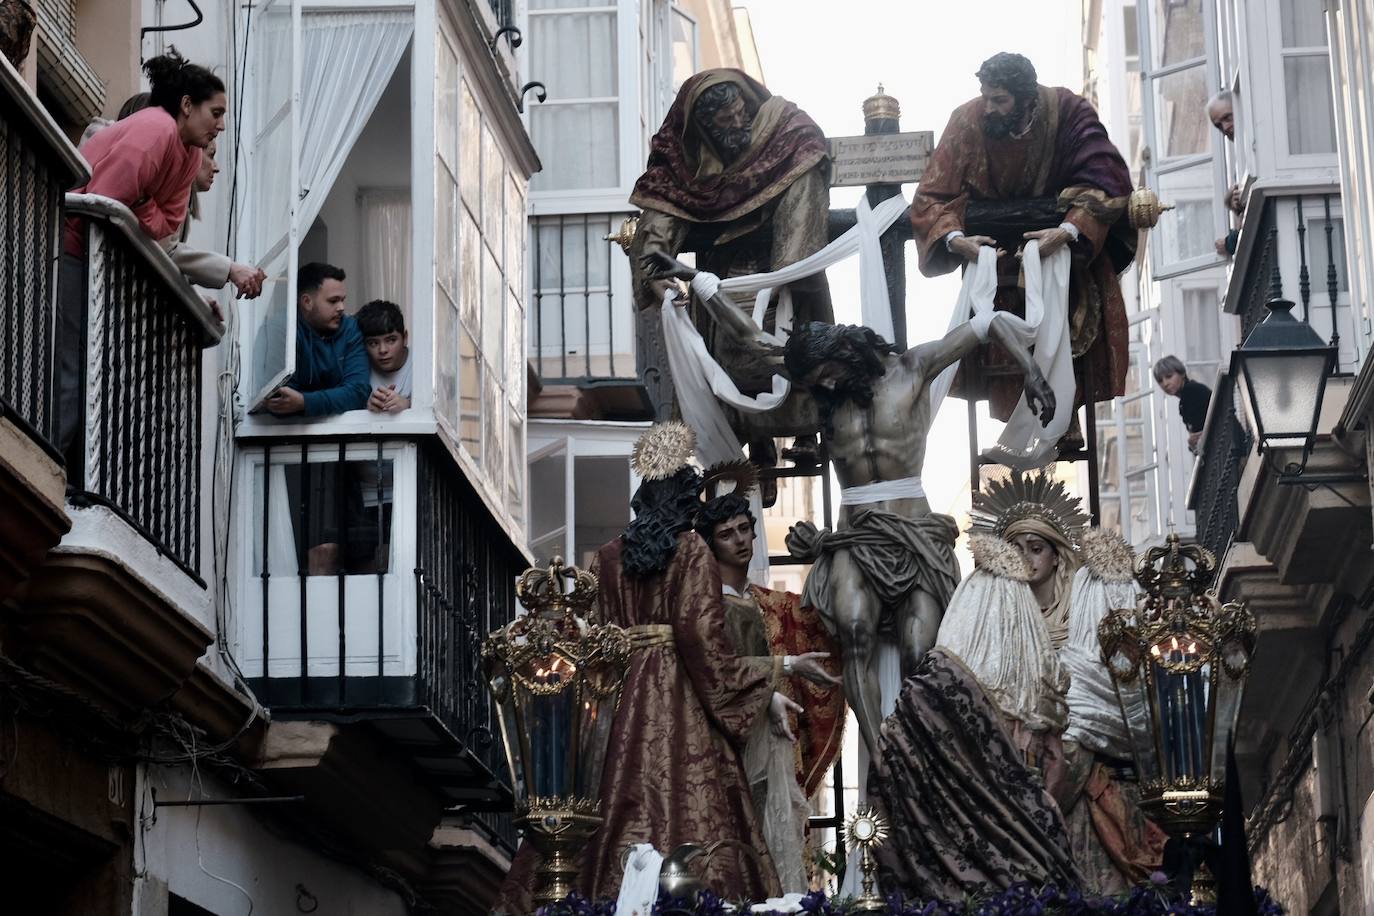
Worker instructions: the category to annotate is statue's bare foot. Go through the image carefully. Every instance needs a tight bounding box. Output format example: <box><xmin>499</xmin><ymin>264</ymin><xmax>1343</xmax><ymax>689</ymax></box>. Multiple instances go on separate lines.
<box><xmin>781</xmin><ymin>435</ymin><xmax>821</xmax><ymax>469</ymax></box>
<box><xmin>1056</xmin><ymin>413</ymin><xmax>1085</xmax><ymax>453</ymax></box>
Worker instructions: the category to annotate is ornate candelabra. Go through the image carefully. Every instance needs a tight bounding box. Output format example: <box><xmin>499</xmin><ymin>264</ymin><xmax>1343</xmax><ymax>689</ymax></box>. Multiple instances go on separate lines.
<box><xmin>483</xmin><ymin>558</ymin><xmax>631</xmax><ymax>906</ymax></box>
<box><xmin>1097</xmin><ymin>534</ymin><xmax>1256</xmax><ymax>840</ymax></box>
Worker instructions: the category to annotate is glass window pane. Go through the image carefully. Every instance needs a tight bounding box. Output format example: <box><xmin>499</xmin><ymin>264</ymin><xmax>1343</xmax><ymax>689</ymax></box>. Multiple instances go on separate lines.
<box><xmin>529</xmin><ymin>449</ymin><xmax>566</xmax><ymax>553</ymax></box>
<box><xmin>671</xmin><ymin>9</ymin><xmax>696</xmax><ymax>90</ymax></box>
<box><xmin>1150</xmin><ymin>0</ymin><xmax>1205</xmax><ymax>69</ymax></box>
<box><xmin>482</xmin><ymin>126</ymin><xmax>506</xmax><ymax>251</ymax></box>
<box><xmin>531</xmin><ymin>12</ymin><xmax>618</xmax><ymax>99</ymax></box>
<box><xmin>573</xmin><ymin>456</ymin><xmax>631</xmax><ymax>570</ymax></box>
<box><xmin>506</xmin><ymin>172</ymin><xmax>525</xmax><ymax>302</ymax></box>
<box><xmin>530</xmin><ymin>104</ymin><xmax>620</xmax><ymax>191</ymax></box>
<box><xmin>460</xmin><ymin>80</ymin><xmax>481</xmax><ymax>215</ymax></box>
<box><xmin>1154</xmin><ymin>162</ymin><xmax>1217</xmax><ymax>265</ymax></box>
<box><xmin>1283</xmin><ymin>56</ymin><xmax>1337</xmax><ymax>155</ymax></box>
<box><xmin>437</xmin><ymin>36</ymin><xmax>459</xmax><ymax>168</ymax></box>
<box><xmin>532</xmin><ymin>0</ymin><xmax>615</xmax><ymax>9</ymax></box>
<box><xmin>461</xmin><ymin>210</ymin><xmax>481</xmax><ymax>331</ymax></box>
<box><xmin>460</xmin><ymin>329</ymin><xmax>482</xmax><ymax>458</ymax></box>
<box><xmin>507</xmin><ymin>293</ymin><xmax>525</xmax><ymax>406</ymax></box>
<box><xmin>436</xmin><ymin>294</ymin><xmax>458</xmax><ymax>426</ymax></box>
<box><xmin>1182</xmin><ymin>287</ymin><xmax>1223</xmax><ymax>368</ymax></box>
<box><xmin>1152</xmin><ymin>65</ymin><xmax>1210</xmax><ymax>159</ymax></box>
<box><xmin>1280</xmin><ymin>0</ymin><xmax>1327</xmax><ymax>47</ymax></box>
<box><xmin>436</xmin><ymin>163</ymin><xmax>458</xmax><ymax>297</ymax></box>
<box><xmin>483</xmin><ymin>381</ymin><xmax>504</xmax><ymax>494</ymax></box>
<box><xmin>508</xmin><ymin>416</ymin><xmax>525</xmax><ymax>523</ymax></box>
<box><xmin>483</xmin><ymin>244</ymin><xmax>504</xmax><ymax>371</ymax></box>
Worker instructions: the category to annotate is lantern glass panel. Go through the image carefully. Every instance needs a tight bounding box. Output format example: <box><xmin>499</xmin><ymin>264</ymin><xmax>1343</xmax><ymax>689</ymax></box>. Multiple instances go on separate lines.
<box><xmin>1150</xmin><ymin>659</ymin><xmax>1211</xmax><ymax>784</ymax></box>
<box><xmin>1113</xmin><ymin>673</ymin><xmax>1161</xmax><ymax>783</ymax></box>
<box><xmin>1209</xmin><ymin>670</ymin><xmax>1245</xmax><ymax>783</ymax></box>
<box><xmin>1239</xmin><ymin>351</ymin><xmax>1331</xmax><ymax>448</ymax></box>
<box><xmin>517</xmin><ymin>653</ymin><xmax>581</xmax><ymax>798</ymax></box>
<box><xmin>574</xmin><ymin>685</ymin><xmax>620</xmax><ymax>799</ymax></box>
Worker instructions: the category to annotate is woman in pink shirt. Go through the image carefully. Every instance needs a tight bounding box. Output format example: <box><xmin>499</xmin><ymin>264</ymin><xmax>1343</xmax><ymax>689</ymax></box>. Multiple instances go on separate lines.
<box><xmin>58</xmin><ymin>48</ymin><xmax>229</xmax><ymax>452</ymax></box>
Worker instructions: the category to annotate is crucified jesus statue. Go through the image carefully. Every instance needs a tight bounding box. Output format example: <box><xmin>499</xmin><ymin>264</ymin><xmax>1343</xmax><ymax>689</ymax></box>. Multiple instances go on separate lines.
<box><xmin>642</xmin><ymin>250</ymin><xmax>1056</xmax><ymax>761</ymax></box>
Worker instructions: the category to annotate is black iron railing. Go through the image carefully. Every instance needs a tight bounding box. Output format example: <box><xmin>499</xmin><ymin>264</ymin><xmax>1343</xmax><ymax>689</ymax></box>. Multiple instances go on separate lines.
<box><xmin>245</xmin><ymin>437</ymin><xmax>519</xmax><ymax>851</ymax></box>
<box><xmin>1188</xmin><ymin>372</ymin><xmax>1251</xmax><ymax>560</ymax></box>
<box><xmin>66</xmin><ymin>194</ymin><xmax>222</xmax><ymax>577</ymax></box>
<box><xmin>1237</xmin><ymin>193</ymin><xmax>1344</xmax><ymax>342</ymax></box>
<box><xmin>531</xmin><ymin>212</ymin><xmax>635</xmax><ymax>381</ymax></box>
<box><xmin>0</xmin><ymin>57</ymin><xmax>87</xmax><ymax>452</ymax></box>
<box><xmin>417</xmin><ymin>442</ymin><xmax>520</xmax><ymax>849</ymax></box>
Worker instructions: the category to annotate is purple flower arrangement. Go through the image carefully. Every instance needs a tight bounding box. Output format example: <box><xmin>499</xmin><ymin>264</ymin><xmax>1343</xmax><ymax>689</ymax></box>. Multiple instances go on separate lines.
<box><xmin>535</xmin><ymin>883</ymin><xmax>1284</xmax><ymax>916</ymax></box>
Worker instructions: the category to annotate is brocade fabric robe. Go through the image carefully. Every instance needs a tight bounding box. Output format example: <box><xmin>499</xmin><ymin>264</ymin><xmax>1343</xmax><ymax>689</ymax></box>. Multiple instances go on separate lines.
<box><xmin>493</xmin><ymin>532</ymin><xmax>782</xmax><ymax>913</ymax></box>
<box><xmin>910</xmin><ymin>85</ymin><xmax>1133</xmax><ymax>421</ymax></box>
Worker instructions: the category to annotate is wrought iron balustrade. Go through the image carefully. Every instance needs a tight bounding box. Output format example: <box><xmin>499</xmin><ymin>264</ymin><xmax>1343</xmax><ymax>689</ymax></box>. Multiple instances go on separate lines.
<box><xmin>0</xmin><ymin>57</ymin><xmax>87</xmax><ymax>453</ymax></box>
<box><xmin>1187</xmin><ymin>372</ymin><xmax>1251</xmax><ymax>561</ymax></box>
<box><xmin>1236</xmin><ymin>192</ymin><xmax>1345</xmax><ymax>344</ymax></box>
<box><xmin>242</xmin><ymin>437</ymin><xmax>520</xmax><ymax>851</ymax></box>
<box><xmin>65</xmin><ymin>193</ymin><xmax>222</xmax><ymax>577</ymax></box>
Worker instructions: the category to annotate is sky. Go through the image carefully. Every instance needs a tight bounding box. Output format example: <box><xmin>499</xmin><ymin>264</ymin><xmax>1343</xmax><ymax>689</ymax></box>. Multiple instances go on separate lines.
<box><xmin>742</xmin><ymin>0</ymin><xmax>1085</xmax><ymax>524</ymax></box>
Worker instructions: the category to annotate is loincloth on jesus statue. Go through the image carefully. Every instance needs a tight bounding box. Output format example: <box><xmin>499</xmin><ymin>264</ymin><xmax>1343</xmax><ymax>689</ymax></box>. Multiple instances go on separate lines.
<box><xmin>871</xmin><ymin>648</ymin><xmax>1084</xmax><ymax>900</ymax></box>
<box><xmin>786</xmin><ymin>507</ymin><xmax>960</xmax><ymax>632</ymax></box>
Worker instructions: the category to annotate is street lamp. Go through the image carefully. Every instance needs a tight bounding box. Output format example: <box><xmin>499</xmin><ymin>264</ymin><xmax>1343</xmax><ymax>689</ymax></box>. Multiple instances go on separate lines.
<box><xmin>1230</xmin><ymin>297</ymin><xmax>1337</xmax><ymax>472</ymax></box>
<box><xmin>1097</xmin><ymin>534</ymin><xmax>1256</xmax><ymax>842</ymax></box>
<box><xmin>483</xmin><ymin>558</ymin><xmax>632</xmax><ymax>907</ymax></box>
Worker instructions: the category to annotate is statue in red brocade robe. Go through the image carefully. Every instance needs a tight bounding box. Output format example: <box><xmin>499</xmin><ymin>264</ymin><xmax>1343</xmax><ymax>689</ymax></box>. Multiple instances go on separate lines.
<box><xmin>910</xmin><ymin>52</ymin><xmax>1135</xmax><ymax>440</ymax></box>
<box><xmin>493</xmin><ymin>424</ymin><xmax>791</xmax><ymax>914</ymax></box>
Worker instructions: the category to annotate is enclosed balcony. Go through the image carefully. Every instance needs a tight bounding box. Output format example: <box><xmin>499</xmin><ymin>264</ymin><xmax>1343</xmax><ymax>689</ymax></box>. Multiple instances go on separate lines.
<box><xmin>0</xmin><ymin>56</ymin><xmax>84</xmax><ymax>600</ymax></box>
<box><xmin>7</xmin><ymin>192</ymin><xmax>222</xmax><ymax>716</ymax></box>
<box><xmin>232</xmin><ymin>438</ymin><xmax>519</xmax><ymax>854</ymax></box>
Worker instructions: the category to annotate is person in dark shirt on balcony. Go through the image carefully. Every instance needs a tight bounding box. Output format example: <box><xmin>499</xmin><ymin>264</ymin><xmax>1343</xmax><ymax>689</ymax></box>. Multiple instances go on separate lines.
<box><xmin>1154</xmin><ymin>355</ymin><xmax>1212</xmax><ymax>454</ymax></box>
<box><xmin>264</xmin><ymin>262</ymin><xmax>371</xmax><ymax>417</ymax></box>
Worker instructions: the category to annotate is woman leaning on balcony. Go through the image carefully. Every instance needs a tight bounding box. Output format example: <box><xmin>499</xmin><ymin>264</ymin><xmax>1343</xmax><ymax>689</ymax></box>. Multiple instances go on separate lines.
<box><xmin>56</xmin><ymin>48</ymin><xmax>227</xmax><ymax>456</ymax></box>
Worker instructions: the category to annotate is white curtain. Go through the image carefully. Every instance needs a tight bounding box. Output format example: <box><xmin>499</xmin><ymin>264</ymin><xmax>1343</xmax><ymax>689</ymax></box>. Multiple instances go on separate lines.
<box><xmin>358</xmin><ymin>187</ymin><xmax>413</xmax><ymax>316</ymax></box>
<box><xmin>296</xmin><ymin>11</ymin><xmax>413</xmax><ymax>236</ymax></box>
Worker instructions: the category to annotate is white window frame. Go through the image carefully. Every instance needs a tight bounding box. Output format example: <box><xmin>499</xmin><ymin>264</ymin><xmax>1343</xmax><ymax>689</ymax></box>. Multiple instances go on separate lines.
<box><xmin>525</xmin><ymin>0</ymin><xmax>641</xmax><ymax>215</ymax></box>
<box><xmin>1136</xmin><ymin>0</ymin><xmax>1231</xmax><ymax>279</ymax></box>
<box><xmin>1265</xmin><ymin>0</ymin><xmax>1340</xmax><ymax>171</ymax></box>
<box><xmin>526</xmin><ymin>420</ymin><xmax>646</xmax><ymax>563</ymax></box>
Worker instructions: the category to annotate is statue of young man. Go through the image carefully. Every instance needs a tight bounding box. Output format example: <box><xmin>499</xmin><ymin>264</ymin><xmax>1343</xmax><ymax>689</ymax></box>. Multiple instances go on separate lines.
<box><xmin>699</xmin><ymin>485</ymin><xmax>845</xmax><ymax>893</ymax></box>
<box><xmin>642</xmin><ymin>250</ymin><xmax>1057</xmax><ymax>760</ymax></box>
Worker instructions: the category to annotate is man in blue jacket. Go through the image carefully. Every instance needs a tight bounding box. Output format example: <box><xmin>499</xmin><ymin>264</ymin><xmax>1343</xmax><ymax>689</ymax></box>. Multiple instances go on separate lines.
<box><xmin>265</xmin><ymin>262</ymin><xmax>370</xmax><ymax>416</ymax></box>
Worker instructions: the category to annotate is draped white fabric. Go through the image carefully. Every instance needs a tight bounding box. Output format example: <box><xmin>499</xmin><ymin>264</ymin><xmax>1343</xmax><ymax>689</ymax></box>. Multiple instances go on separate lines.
<box><xmin>1062</xmin><ymin>566</ymin><xmax>1142</xmax><ymax>759</ymax></box>
<box><xmin>929</xmin><ymin>242</ymin><xmax>1076</xmax><ymax>469</ymax></box>
<box><xmin>296</xmin><ymin>11</ymin><xmax>412</xmax><ymax>237</ymax></box>
<box><xmin>660</xmin><ymin>290</ymin><xmax>787</xmax><ymax>584</ymax></box>
<box><xmin>935</xmin><ymin>568</ymin><xmax>1058</xmax><ymax>728</ymax></box>
<box><xmin>713</xmin><ymin>193</ymin><xmax>909</xmax><ymax>338</ymax></box>
<box><xmin>614</xmin><ymin>844</ymin><xmax>664</xmax><ymax>916</ymax></box>
<box><xmin>357</xmin><ymin>187</ymin><xmax>413</xmax><ymax>316</ymax></box>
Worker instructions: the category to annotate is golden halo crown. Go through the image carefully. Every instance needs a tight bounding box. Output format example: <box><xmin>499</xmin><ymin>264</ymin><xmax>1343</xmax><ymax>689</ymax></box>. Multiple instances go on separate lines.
<box><xmin>631</xmin><ymin>421</ymin><xmax>697</xmax><ymax>481</ymax></box>
<box><xmin>701</xmin><ymin>458</ymin><xmax>759</xmax><ymax>502</ymax></box>
<box><xmin>968</xmin><ymin>470</ymin><xmax>1088</xmax><ymax>547</ymax></box>
<box><xmin>515</xmin><ymin>556</ymin><xmax>598</xmax><ymax>621</ymax></box>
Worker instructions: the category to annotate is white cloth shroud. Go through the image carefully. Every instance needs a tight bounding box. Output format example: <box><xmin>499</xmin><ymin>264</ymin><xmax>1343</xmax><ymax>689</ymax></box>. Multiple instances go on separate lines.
<box><xmin>928</xmin><ymin>243</ymin><xmax>1076</xmax><ymax>470</ymax></box>
<box><xmin>840</xmin><ymin>475</ymin><xmax>926</xmax><ymax>505</ymax></box>
<box><xmin>615</xmin><ymin>843</ymin><xmax>664</xmax><ymax>916</ymax></box>
<box><xmin>659</xmin><ymin>195</ymin><xmax>908</xmax><ymax>583</ymax></box>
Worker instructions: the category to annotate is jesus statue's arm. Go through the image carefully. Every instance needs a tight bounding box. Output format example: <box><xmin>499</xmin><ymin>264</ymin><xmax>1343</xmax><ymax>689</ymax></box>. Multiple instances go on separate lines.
<box><xmin>904</xmin><ymin>314</ymin><xmax>1055</xmax><ymax>426</ymax></box>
